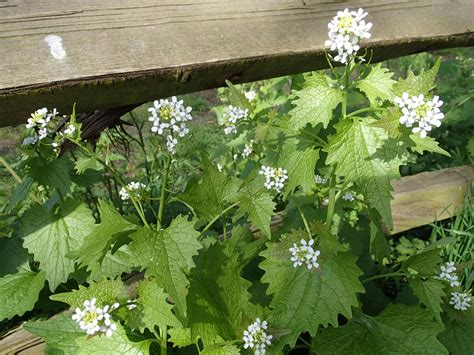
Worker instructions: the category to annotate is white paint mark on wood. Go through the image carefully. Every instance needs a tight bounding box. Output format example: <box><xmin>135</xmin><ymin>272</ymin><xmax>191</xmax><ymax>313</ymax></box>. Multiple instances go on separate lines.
<box><xmin>44</xmin><ymin>35</ymin><xmax>66</xmax><ymax>60</ymax></box>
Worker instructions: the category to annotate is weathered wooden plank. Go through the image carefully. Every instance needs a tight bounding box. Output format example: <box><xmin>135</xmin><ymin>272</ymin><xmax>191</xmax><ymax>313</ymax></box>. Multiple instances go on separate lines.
<box><xmin>391</xmin><ymin>165</ymin><xmax>474</xmax><ymax>234</ymax></box>
<box><xmin>0</xmin><ymin>0</ymin><xmax>473</xmax><ymax>126</ymax></box>
<box><xmin>0</xmin><ymin>165</ymin><xmax>472</xmax><ymax>354</ymax></box>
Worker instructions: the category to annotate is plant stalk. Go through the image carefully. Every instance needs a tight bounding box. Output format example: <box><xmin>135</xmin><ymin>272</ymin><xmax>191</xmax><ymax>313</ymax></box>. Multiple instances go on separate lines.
<box><xmin>157</xmin><ymin>155</ymin><xmax>171</xmax><ymax>229</ymax></box>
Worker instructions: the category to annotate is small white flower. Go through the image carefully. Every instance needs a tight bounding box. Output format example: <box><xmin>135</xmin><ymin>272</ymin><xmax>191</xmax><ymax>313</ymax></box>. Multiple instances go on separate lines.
<box><xmin>126</xmin><ymin>299</ymin><xmax>137</xmax><ymax>310</ymax></box>
<box><xmin>71</xmin><ymin>298</ymin><xmax>118</xmax><ymax>337</ymax></box>
<box><xmin>289</xmin><ymin>239</ymin><xmax>321</xmax><ymax>270</ymax></box>
<box><xmin>119</xmin><ymin>181</ymin><xmax>146</xmax><ymax>201</ymax></box>
<box><xmin>315</xmin><ymin>174</ymin><xmax>327</xmax><ymax>184</ymax></box>
<box><xmin>259</xmin><ymin>165</ymin><xmax>288</xmax><ymax>193</ymax></box>
<box><xmin>148</xmin><ymin>96</ymin><xmax>192</xmax><ymax>154</ymax></box>
<box><xmin>63</xmin><ymin>124</ymin><xmax>76</xmax><ymax>136</ymax></box>
<box><xmin>25</xmin><ymin>108</ymin><xmax>49</xmax><ymax>129</ymax></box>
<box><xmin>216</xmin><ymin>163</ymin><xmax>223</xmax><ymax>172</ymax></box>
<box><xmin>342</xmin><ymin>192</ymin><xmax>355</xmax><ymax>201</ymax></box>
<box><xmin>325</xmin><ymin>8</ymin><xmax>372</xmax><ymax>64</ymax></box>
<box><xmin>438</xmin><ymin>261</ymin><xmax>460</xmax><ymax>287</ymax></box>
<box><xmin>243</xmin><ymin>318</ymin><xmax>273</xmax><ymax>354</ymax></box>
<box><xmin>244</xmin><ymin>90</ymin><xmax>257</xmax><ymax>102</ymax></box>
<box><xmin>242</xmin><ymin>140</ymin><xmax>254</xmax><ymax>158</ymax></box>
<box><xmin>395</xmin><ymin>93</ymin><xmax>444</xmax><ymax>138</ymax></box>
<box><xmin>221</xmin><ymin>105</ymin><xmax>248</xmax><ymax>135</ymax></box>
<box><xmin>450</xmin><ymin>291</ymin><xmax>472</xmax><ymax>311</ymax></box>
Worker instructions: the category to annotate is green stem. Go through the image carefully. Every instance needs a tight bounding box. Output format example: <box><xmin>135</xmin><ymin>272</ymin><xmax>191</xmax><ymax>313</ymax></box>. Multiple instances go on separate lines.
<box><xmin>159</xmin><ymin>325</ymin><xmax>167</xmax><ymax>354</ymax></box>
<box><xmin>157</xmin><ymin>155</ymin><xmax>171</xmax><ymax>229</ymax></box>
<box><xmin>0</xmin><ymin>156</ymin><xmax>21</xmax><ymax>184</ymax></box>
<box><xmin>74</xmin><ymin>141</ymin><xmax>150</xmax><ymax>228</ymax></box>
<box><xmin>362</xmin><ymin>272</ymin><xmax>409</xmax><ymax>284</ymax></box>
<box><xmin>296</xmin><ymin>204</ymin><xmax>312</xmax><ymax>238</ymax></box>
<box><xmin>325</xmin><ymin>164</ymin><xmax>337</xmax><ymax>228</ymax></box>
<box><xmin>346</xmin><ymin>107</ymin><xmax>386</xmax><ymax>118</ymax></box>
<box><xmin>223</xmin><ymin>220</ymin><xmax>228</xmax><ymax>241</ymax></box>
<box><xmin>199</xmin><ymin>202</ymin><xmax>239</xmax><ymax>239</ymax></box>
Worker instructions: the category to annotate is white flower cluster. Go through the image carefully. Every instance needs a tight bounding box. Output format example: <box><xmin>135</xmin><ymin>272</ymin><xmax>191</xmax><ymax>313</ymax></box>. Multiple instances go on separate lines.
<box><xmin>221</xmin><ymin>105</ymin><xmax>248</xmax><ymax>135</ymax></box>
<box><xmin>289</xmin><ymin>239</ymin><xmax>321</xmax><ymax>270</ymax></box>
<box><xmin>438</xmin><ymin>261</ymin><xmax>460</xmax><ymax>287</ymax></box>
<box><xmin>342</xmin><ymin>192</ymin><xmax>355</xmax><ymax>201</ymax></box>
<box><xmin>395</xmin><ymin>93</ymin><xmax>444</xmax><ymax>138</ymax></box>
<box><xmin>243</xmin><ymin>318</ymin><xmax>273</xmax><ymax>354</ymax></box>
<box><xmin>25</xmin><ymin>108</ymin><xmax>58</xmax><ymax>140</ymax></box>
<box><xmin>325</xmin><ymin>8</ymin><xmax>372</xmax><ymax>64</ymax></box>
<box><xmin>315</xmin><ymin>174</ymin><xmax>327</xmax><ymax>184</ymax></box>
<box><xmin>245</xmin><ymin>90</ymin><xmax>257</xmax><ymax>102</ymax></box>
<box><xmin>148</xmin><ymin>96</ymin><xmax>192</xmax><ymax>154</ymax></box>
<box><xmin>242</xmin><ymin>140</ymin><xmax>254</xmax><ymax>158</ymax></box>
<box><xmin>259</xmin><ymin>166</ymin><xmax>288</xmax><ymax>193</ymax></box>
<box><xmin>119</xmin><ymin>181</ymin><xmax>146</xmax><ymax>201</ymax></box>
<box><xmin>71</xmin><ymin>298</ymin><xmax>119</xmax><ymax>337</ymax></box>
<box><xmin>450</xmin><ymin>292</ymin><xmax>472</xmax><ymax>311</ymax></box>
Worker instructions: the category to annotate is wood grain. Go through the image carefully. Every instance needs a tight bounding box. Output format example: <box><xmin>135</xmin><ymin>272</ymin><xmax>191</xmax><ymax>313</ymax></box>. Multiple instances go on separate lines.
<box><xmin>0</xmin><ymin>0</ymin><xmax>473</xmax><ymax>126</ymax></box>
<box><xmin>391</xmin><ymin>165</ymin><xmax>474</xmax><ymax>234</ymax></box>
<box><xmin>1</xmin><ymin>165</ymin><xmax>472</xmax><ymax>354</ymax></box>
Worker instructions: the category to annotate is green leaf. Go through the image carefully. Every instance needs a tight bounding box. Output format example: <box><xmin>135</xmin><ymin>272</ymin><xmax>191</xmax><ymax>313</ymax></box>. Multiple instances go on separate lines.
<box><xmin>259</xmin><ymin>227</ymin><xmax>364</xmax><ymax>350</ymax></box>
<box><xmin>278</xmin><ymin>139</ymin><xmax>319</xmax><ymax>198</ymax></box>
<box><xmin>7</xmin><ymin>176</ymin><xmax>33</xmax><ymax>212</ymax></box>
<box><xmin>181</xmin><ymin>156</ymin><xmax>240</xmax><ymax>221</ymax></box>
<box><xmin>75</xmin><ymin>323</ymin><xmax>151</xmax><ymax>355</ymax></box>
<box><xmin>24</xmin><ymin>314</ymin><xmax>84</xmax><ymax>355</ymax></box>
<box><xmin>325</xmin><ymin>120</ymin><xmax>409</xmax><ymax>228</ymax></box>
<box><xmin>75</xmin><ymin>200</ymin><xmax>137</xmax><ymax>275</ymax></box>
<box><xmin>28</xmin><ymin>155</ymin><xmax>73</xmax><ymax>195</ymax></box>
<box><xmin>409</xmin><ymin>134</ymin><xmax>451</xmax><ymax>157</ymax></box>
<box><xmin>225</xmin><ymin>80</ymin><xmax>252</xmax><ymax>111</ymax></box>
<box><xmin>438</xmin><ymin>320</ymin><xmax>474</xmax><ymax>354</ymax></box>
<box><xmin>125</xmin><ymin>279</ymin><xmax>181</xmax><ymax>333</ymax></box>
<box><xmin>356</xmin><ymin>64</ymin><xmax>396</xmax><ymax>106</ymax></box>
<box><xmin>0</xmin><ymin>270</ymin><xmax>45</xmax><ymax>320</ymax></box>
<box><xmin>21</xmin><ymin>201</ymin><xmax>95</xmax><ymax>291</ymax></box>
<box><xmin>74</xmin><ymin>157</ymin><xmax>101</xmax><ymax>174</ymax></box>
<box><xmin>236</xmin><ymin>181</ymin><xmax>275</xmax><ymax>238</ymax></box>
<box><xmin>289</xmin><ymin>72</ymin><xmax>343</xmax><ymax>129</ymax></box>
<box><xmin>402</xmin><ymin>245</ymin><xmax>444</xmax><ymax>276</ymax></box>
<box><xmin>370</xmin><ymin>107</ymin><xmax>402</xmax><ymax>138</ymax></box>
<box><xmin>202</xmin><ymin>343</ymin><xmax>240</xmax><ymax>354</ymax></box>
<box><xmin>128</xmin><ymin>216</ymin><xmax>201</xmax><ymax>319</ymax></box>
<box><xmin>368</xmin><ymin>209</ymin><xmax>391</xmax><ymax>263</ymax></box>
<box><xmin>169</xmin><ymin>327</ymin><xmax>193</xmax><ymax>348</ymax></box>
<box><xmin>409</xmin><ymin>278</ymin><xmax>446</xmax><ymax>324</ymax></box>
<box><xmin>50</xmin><ymin>279</ymin><xmax>127</xmax><ymax>308</ymax></box>
<box><xmin>393</xmin><ymin>58</ymin><xmax>441</xmax><ymax>97</ymax></box>
<box><xmin>89</xmin><ymin>246</ymin><xmax>134</xmax><ymax>281</ymax></box>
<box><xmin>313</xmin><ymin>304</ymin><xmax>447</xmax><ymax>354</ymax></box>
<box><xmin>0</xmin><ymin>234</ymin><xmax>31</xmax><ymax>276</ymax></box>
<box><xmin>187</xmin><ymin>242</ymin><xmax>253</xmax><ymax>345</ymax></box>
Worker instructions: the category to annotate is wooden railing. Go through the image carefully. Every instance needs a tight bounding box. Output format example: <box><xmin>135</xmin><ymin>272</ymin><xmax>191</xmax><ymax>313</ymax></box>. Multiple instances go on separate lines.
<box><xmin>0</xmin><ymin>0</ymin><xmax>473</xmax><ymax>126</ymax></box>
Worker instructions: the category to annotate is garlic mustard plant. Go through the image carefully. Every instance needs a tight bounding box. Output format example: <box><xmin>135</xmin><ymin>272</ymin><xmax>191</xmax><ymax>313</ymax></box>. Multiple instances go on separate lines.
<box><xmin>395</xmin><ymin>93</ymin><xmax>444</xmax><ymax>138</ymax></box>
<box><xmin>289</xmin><ymin>239</ymin><xmax>321</xmax><ymax>270</ymax></box>
<box><xmin>71</xmin><ymin>298</ymin><xmax>119</xmax><ymax>337</ymax></box>
<box><xmin>438</xmin><ymin>261</ymin><xmax>460</xmax><ymax>287</ymax></box>
<box><xmin>259</xmin><ymin>165</ymin><xmax>288</xmax><ymax>193</ymax></box>
<box><xmin>221</xmin><ymin>105</ymin><xmax>248</xmax><ymax>135</ymax></box>
<box><xmin>325</xmin><ymin>8</ymin><xmax>372</xmax><ymax>64</ymax></box>
<box><xmin>243</xmin><ymin>318</ymin><xmax>273</xmax><ymax>354</ymax></box>
<box><xmin>148</xmin><ymin>96</ymin><xmax>192</xmax><ymax>154</ymax></box>
<box><xmin>119</xmin><ymin>181</ymin><xmax>146</xmax><ymax>201</ymax></box>
<box><xmin>449</xmin><ymin>291</ymin><xmax>472</xmax><ymax>311</ymax></box>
